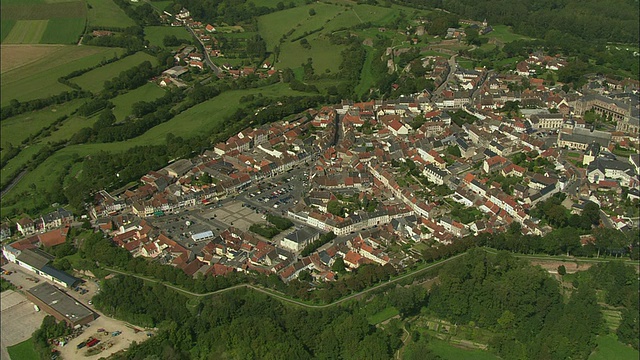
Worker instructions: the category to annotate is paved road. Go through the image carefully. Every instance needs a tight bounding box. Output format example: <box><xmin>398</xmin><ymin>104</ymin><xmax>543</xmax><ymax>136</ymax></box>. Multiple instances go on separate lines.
<box><xmin>104</xmin><ymin>252</ymin><xmax>466</xmax><ymax>309</ymax></box>
<box><xmin>184</xmin><ymin>25</ymin><xmax>222</xmax><ymax>75</ymax></box>
<box><xmin>1</xmin><ymin>169</ymin><xmax>27</xmax><ymax>199</ymax></box>
<box><xmin>432</xmin><ymin>54</ymin><xmax>457</xmax><ymax>97</ymax></box>
<box><xmin>482</xmin><ymin>247</ymin><xmax>639</xmax><ymax>265</ymax></box>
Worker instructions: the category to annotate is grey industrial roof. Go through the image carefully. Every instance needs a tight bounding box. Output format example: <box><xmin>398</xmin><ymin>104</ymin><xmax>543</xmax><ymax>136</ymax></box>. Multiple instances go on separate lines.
<box><xmin>40</xmin><ymin>265</ymin><xmax>80</xmax><ymax>288</ymax></box>
<box><xmin>28</xmin><ymin>283</ymin><xmax>93</xmax><ymax>323</ymax></box>
<box><xmin>284</xmin><ymin>226</ymin><xmax>319</xmax><ymax>244</ymax></box>
<box><xmin>16</xmin><ymin>249</ymin><xmax>51</xmax><ymax>269</ymax></box>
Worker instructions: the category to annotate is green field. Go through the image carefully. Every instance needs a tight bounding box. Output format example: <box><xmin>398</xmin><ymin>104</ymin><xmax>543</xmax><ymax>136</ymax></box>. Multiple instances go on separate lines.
<box><xmin>355</xmin><ymin>46</ymin><xmax>376</xmax><ymax>97</ymax></box>
<box><xmin>144</xmin><ymin>26</ymin><xmax>193</xmax><ymax>48</ymax></box>
<box><xmin>258</xmin><ymin>5</ymin><xmax>335</xmax><ymax>50</ymax></box>
<box><xmin>277</xmin><ymin>37</ymin><xmax>343</xmax><ymax>74</ymax></box>
<box><xmin>144</xmin><ymin>83</ymin><xmax>310</xmax><ymax>141</ymax></box>
<box><xmin>1</xmin><ymin>45</ymin><xmax>125</xmax><ymax>106</ymax></box>
<box><xmin>2</xmin><ymin>20</ymin><xmax>48</xmax><ymax>43</ymax></box>
<box><xmin>1</xmin><ymin>19</ymin><xmax>16</xmax><ymax>42</ymax></box>
<box><xmin>111</xmin><ymin>82</ymin><xmax>166</xmax><ymax>121</ymax></box>
<box><xmin>589</xmin><ymin>334</ymin><xmax>639</xmax><ymax>360</ymax></box>
<box><xmin>71</xmin><ymin>51</ymin><xmax>158</xmax><ymax>93</ymax></box>
<box><xmin>457</xmin><ymin>59</ymin><xmax>475</xmax><ymax>70</ymax></box>
<box><xmin>86</xmin><ymin>0</ymin><xmax>136</xmax><ymax>28</ymax></box>
<box><xmin>143</xmin><ymin>0</ymin><xmax>172</xmax><ymax>12</ymax></box>
<box><xmin>427</xmin><ymin>338</ymin><xmax>499</xmax><ymax>360</ymax></box>
<box><xmin>40</xmin><ymin>17</ymin><xmax>85</xmax><ymax>44</ymax></box>
<box><xmin>41</xmin><ymin>114</ymin><xmax>97</xmax><ymax>143</ymax></box>
<box><xmin>1</xmin><ymin>1</ymin><xmax>86</xmax><ymax>19</ymax></box>
<box><xmin>325</xmin><ymin>4</ymin><xmax>397</xmax><ymax>32</ymax></box>
<box><xmin>287</xmin><ymin>4</ymin><xmax>343</xmax><ymax>41</ymax></box>
<box><xmin>1</xmin><ymin>0</ymin><xmax>86</xmax><ymax>44</ymax></box>
<box><xmin>0</xmin><ymin>144</ymin><xmax>43</xmax><ymax>186</ymax></box>
<box><xmin>7</xmin><ymin>338</ymin><xmax>38</xmax><ymax>360</ymax></box>
<box><xmin>482</xmin><ymin>25</ymin><xmax>531</xmax><ymax>43</ymax></box>
<box><xmin>1</xmin><ymin>99</ymin><xmax>84</xmax><ymax>149</ymax></box>
<box><xmin>367</xmin><ymin>306</ymin><xmax>399</xmax><ymax>325</ymax></box>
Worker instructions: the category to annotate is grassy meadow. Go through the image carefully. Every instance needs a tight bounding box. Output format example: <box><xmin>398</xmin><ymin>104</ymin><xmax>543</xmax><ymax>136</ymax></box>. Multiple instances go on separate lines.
<box><xmin>40</xmin><ymin>17</ymin><xmax>85</xmax><ymax>44</ymax></box>
<box><xmin>277</xmin><ymin>37</ymin><xmax>343</xmax><ymax>74</ymax></box>
<box><xmin>144</xmin><ymin>26</ymin><xmax>193</xmax><ymax>48</ymax></box>
<box><xmin>70</xmin><ymin>51</ymin><xmax>158</xmax><ymax>93</ymax></box>
<box><xmin>482</xmin><ymin>25</ymin><xmax>531</xmax><ymax>43</ymax></box>
<box><xmin>588</xmin><ymin>334</ymin><xmax>639</xmax><ymax>360</ymax></box>
<box><xmin>86</xmin><ymin>0</ymin><xmax>136</xmax><ymax>28</ymax></box>
<box><xmin>2</xmin><ymin>20</ymin><xmax>48</xmax><ymax>43</ymax></box>
<box><xmin>0</xmin><ymin>0</ymin><xmax>86</xmax><ymax>44</ymax></box>
<box><xmin>1</xmin><ymin>45</ymin><xmax>125</xmax><ymax>106</ymax></box>
<box><xmin>7</xmin><ymin>338</ymin><xmax>38</xmax><ymax>360</ymax></box>
<box><xmin>354</xmin><ymin>46</ymin><xmax>376</xmax><ymax>97</ymax></box>
<box><xmin>144</xmin><ymin>83</ymin><xmax>310</xmax><ymax>141</ymax></box>
<box><xmin>367</xmin><ymin>306</ymin><xmax>399</xmax><ymax>325</ymax></box>
<box><xmin>0</xmin><ymin>99</ymin><xmax>85</xmax><ymax>149</ymax></box>
<box><xmin>0</xmin><ymin>19</ymin><xmax>16</xmax><ymax>42</ymax></box>
<box><xmin>111</xmin><ymin>82</ymin><xmax>166</xmax><ymax>121</ymax></box>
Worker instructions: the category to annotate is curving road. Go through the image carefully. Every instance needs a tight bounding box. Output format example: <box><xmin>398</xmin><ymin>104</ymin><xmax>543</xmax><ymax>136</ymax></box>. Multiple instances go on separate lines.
<box><xmin>104</xmin><ymin>252</ymin><xmax>466</xmax><ymax>309</ymax></box>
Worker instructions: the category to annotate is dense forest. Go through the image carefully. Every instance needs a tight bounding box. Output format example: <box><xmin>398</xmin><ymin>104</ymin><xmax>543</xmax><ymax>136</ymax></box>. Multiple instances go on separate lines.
<box><xmin>394</xmin><ymin>0</ymin><xmax>639</xmax><ymax>44</ymax></box>
<box><xmin>429</xmin><ymin>249</ymin><xmax>603</xmax><ymax>359</ymax></box>
<box><xmin>96</xmin><ymin>276</ymin><xmax>403</xmax><ymax>360</ymax></box>
<box><xmin>84</xmin><ymin>249</ymin><xmax>639</xmax><ymax>359</ymax></box>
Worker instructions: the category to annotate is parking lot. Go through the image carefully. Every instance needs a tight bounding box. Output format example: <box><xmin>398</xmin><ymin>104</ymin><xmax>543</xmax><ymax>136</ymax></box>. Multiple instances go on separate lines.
<box><xmin>1</xmin><ymin>262</ymin><xmax>154</xmax><ymax>360</ymax></box>
<box><xmin>241</xmin><ymin>170</ymin><xmax>310</xmax><ymax>215</ymax></box>
<box><xmin>1</xmin><ymin>289</ymin><xmax>46</xmax><ymax>359</ymax></box>
<box><xmin>203</xmin><ymin>201</ymin><xmax>265</xmax><ymax>232</ymax></box>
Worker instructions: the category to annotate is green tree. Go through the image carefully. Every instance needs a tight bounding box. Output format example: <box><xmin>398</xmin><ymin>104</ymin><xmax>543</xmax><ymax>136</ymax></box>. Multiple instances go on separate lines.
<box><xmin>557</xmin><ymin>265</ymin><xmax>566</xmax><ymax>276</ymax></box>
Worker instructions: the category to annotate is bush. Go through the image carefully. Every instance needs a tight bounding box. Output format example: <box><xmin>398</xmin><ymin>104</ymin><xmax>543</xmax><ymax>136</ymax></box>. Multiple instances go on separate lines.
<box><xmin>249</xmin><ymin>224</ymin><xmax>280</xmax><ymax>239</ymax></box>
<box><xmin>266</xmin><ymin>214</ymin><xmax>293</xmax><ymax>230</ymax></box>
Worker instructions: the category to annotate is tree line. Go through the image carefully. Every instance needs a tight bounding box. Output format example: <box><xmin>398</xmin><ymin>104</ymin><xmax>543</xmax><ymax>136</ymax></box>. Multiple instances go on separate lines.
<box><xmin>393</xmin><ymin>0</ymin><xmax>638</xmax><ymax>44</ymax></box>
<box><xmin>428</xmin><ymin>248</ymin><xmax>604</xmax><ymax>359</ymax></box>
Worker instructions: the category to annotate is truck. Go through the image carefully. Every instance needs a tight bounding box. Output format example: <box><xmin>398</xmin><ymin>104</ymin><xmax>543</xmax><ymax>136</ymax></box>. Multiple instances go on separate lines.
<box><xmin>34</xmin><ymin>305</ymin><xmax>40</xmax><ymax>312</ymax></box>
<box><xmin>86</xmin><ymin>338</ymin><xmax>100</xmax><ymax>348</ymax></box>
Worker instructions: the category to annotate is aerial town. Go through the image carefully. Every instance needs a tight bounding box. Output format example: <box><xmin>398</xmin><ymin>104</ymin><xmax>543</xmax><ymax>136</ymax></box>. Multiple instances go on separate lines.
<box><xmin>6</xmin><ymin>59</ymin><xmax>638</xmax><ymax>286</ymax></box>
<box><xmin>1</xmin><ymin>0</ymin><xmax>639</xmax><ymax>357</ymax></box>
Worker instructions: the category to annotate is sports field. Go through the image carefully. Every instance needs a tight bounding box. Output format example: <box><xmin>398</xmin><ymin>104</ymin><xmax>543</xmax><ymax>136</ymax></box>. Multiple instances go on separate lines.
<box><xmin>86</xmin><ymin>0</ymin><xmax>136</xmax><ymax>28</ymax></box>
<box><xmin>70</xmin><ymin>51</ymin><xmax>158</xmax><ymax>93</ymax></box>
<box><xmin>1</xmin><ymin>45</ymin><xmax>125</xmax><ymax>106</ymax></box>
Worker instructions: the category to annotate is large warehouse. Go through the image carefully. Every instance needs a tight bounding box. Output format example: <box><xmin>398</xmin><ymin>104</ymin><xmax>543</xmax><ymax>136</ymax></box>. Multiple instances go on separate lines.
<box><xmin>25</xmin><ymin>283</ymin><xmax>95</xmax><ymax>327</ymax></box>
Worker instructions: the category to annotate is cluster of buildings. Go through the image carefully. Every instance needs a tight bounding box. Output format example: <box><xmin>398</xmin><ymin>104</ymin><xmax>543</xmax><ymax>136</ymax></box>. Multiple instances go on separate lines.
<box><xmin>3</xmin><ymin>46</ymin><xmax>639</xmax><ymax>286</ymax></box>
<box><xmin>54</xmin><ymin>75</ymin><xmax>640</xmax><ymax>282</ymax></box>
<box><xmin>160</xmin><ymin>7</ymin><xmax>276</xmax><ymax>80</ymax></box>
